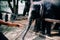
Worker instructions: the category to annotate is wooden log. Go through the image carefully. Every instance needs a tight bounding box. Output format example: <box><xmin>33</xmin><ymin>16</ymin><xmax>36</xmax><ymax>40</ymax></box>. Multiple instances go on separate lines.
<box><xmin>0</xmin><ymin>11</ymin><xmax>12</xmax><ymax>14</ymax></box>
<box><xmin>45</xmin><ymin>18</ymin><xmax>60</xmax><ymax>23</ymax></box>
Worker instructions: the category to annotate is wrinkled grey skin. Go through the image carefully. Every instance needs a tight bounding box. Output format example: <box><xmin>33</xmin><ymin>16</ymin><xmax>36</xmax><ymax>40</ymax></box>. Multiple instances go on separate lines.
<box><xmin>21</xmin><ymin>0</ymin><xmax>60</xmax><ymax>40</ymax></box>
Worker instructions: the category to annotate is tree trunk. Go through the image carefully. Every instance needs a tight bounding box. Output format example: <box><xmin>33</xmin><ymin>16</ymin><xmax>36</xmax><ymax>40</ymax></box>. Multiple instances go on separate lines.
<box><xmin>7</xmin><ymin>0</ymin><xmax>19</xmax><ymax>20</ymax></box>
<box><xmin>7</xmin><ymin>0</ymin><xmax>14</xmax><ymax>13</ymax></box>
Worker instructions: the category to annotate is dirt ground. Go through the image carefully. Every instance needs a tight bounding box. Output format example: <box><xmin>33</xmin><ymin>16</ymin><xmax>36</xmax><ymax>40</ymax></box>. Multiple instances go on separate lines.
<box><xmin>4</xmin><ymin>16</ymin><xmax>60</xmax><ymax>40</ymax></box>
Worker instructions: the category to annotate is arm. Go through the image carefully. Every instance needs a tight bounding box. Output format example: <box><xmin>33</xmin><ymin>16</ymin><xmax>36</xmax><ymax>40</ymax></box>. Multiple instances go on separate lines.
<box><xmin>0</xmin><ymin>20</ymin><xmax>23</xmax><ymax>27</ymax></box>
